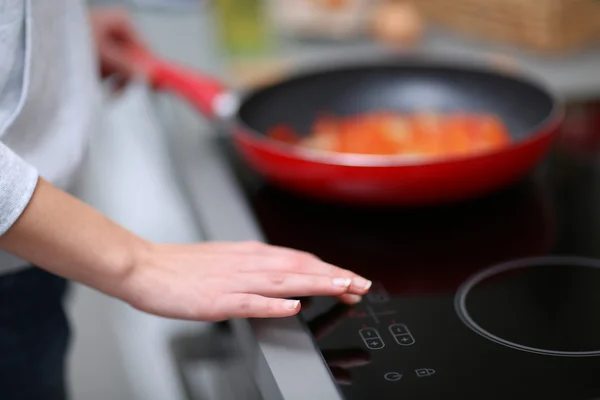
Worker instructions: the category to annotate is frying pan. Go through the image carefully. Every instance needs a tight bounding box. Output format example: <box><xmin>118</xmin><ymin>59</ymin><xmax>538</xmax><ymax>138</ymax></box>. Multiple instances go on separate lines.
<box><xmin>126</xmin><ymin>47</ymin><xmax>564</xmax><ymax>206</ymax></box>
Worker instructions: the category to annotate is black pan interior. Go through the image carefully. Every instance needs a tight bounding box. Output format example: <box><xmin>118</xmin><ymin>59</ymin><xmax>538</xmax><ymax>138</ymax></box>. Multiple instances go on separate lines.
<box><xmin>238</xmin><ymin>63</ymin><xmax>557</xmax><ymax>141</ymax></box>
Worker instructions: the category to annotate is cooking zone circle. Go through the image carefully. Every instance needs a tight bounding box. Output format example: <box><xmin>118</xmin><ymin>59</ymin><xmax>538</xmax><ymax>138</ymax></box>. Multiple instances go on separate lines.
<box><xmin>455</xmin><ymin>256</ymin><xmax>600</xmax><ymax>357</ymax></box>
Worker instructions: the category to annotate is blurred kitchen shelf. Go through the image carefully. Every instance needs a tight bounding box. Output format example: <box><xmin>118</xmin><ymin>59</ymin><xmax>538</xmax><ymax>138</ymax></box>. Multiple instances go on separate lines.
<box><xmin>418</xmin><ymin>26</ymin><xmax>600</xmax><ymax>101</ymax></box>
<box><xmin>89</xmin><ymin>0</ymin><xmax>205</xmax><ymax>11</ymax></box>
<box><xmin>226</xmin><ymin>23</ymin><xmax>600</xmax><ymax>101</ymax></box>
<box><xmin>128</xmin><ymin>0</ymin><xmax>204</xmax><ymax>11</ymax></box>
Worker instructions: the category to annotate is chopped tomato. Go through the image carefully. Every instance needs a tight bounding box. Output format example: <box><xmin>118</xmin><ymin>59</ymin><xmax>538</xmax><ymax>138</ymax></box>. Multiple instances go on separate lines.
<box><xmin>267</xmin><ymin>124</ymin><xmax>300</xmax><ymax>145</ymax></box>
<box><xmin>265</xmin><ymin>112</ymin><xmax>511</xmax><ymax>159</ymax></box>
<box><xmin>477</xmin><ymin>115</ymin><xmax>511</xmax><ymax>151</ymax></box>
<box><xmin>443</xmin><ymin>114</ymin><xmax>476</xmax><ymax>157</ymax></box>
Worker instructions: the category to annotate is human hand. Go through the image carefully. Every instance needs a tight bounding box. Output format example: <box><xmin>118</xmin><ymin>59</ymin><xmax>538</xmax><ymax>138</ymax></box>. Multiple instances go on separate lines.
<box><xmin>304</xmin><ymin>299</ymin><xmax>371</xmax><ymax>384</ymax></box>
<box><xmin>118</xmin><ymin>241</ymin><xmax>371</xmax><ymax>321</ymax></box>
<box><xmin>0</xmin><ymin>179</ymin><xmax>370</xmax><ymax>323</ymax></box>
<box><xmin>89</xmin><ymin>7</ymin><xmax>147</xmax><ymax>90</ymax></box>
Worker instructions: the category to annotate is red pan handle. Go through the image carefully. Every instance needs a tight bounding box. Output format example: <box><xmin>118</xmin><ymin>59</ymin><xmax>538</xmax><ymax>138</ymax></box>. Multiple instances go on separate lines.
<box><xmin>125</xmin><ymin>47</ymin><xmax>229</xmax><ymax>119</ymax></box>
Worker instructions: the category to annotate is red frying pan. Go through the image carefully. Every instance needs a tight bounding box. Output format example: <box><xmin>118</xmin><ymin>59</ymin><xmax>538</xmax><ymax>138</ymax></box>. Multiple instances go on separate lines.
<box><xmin>126</xmin><ymin>47</ymin><xmax>564</xmax><ymax>206</ymax></box>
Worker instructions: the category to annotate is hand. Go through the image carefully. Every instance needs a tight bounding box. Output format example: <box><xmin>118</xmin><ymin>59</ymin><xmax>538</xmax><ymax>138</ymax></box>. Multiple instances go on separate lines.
<box><xmin>89</xmin><ymin>7</ymin><xmax>147</xmax><ymax>90</ymax></box>
<box><xmin>119</xmin><ymin>241</ymin><xmax>371</xmax><ymax>321</ymax></box>
<box><xmin>305</xmin><ymin>299</ymin><xmax>371</xmax><ymax>384</ymax></box>
<box><xmin>0</xmin><ymin>179</ymin><xmax>371</xmax><ymax>323</ymax></box>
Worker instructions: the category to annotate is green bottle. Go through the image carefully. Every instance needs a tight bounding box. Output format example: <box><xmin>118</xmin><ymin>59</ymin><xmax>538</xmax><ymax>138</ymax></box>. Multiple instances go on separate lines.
<box><xmin>214</xmin><ymin>0</ymin><xmax>271</xmax><ymax>56</ymax></box>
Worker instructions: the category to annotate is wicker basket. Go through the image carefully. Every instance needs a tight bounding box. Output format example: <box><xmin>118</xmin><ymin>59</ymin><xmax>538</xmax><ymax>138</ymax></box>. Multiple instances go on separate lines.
<box><xmin>408</xmin><ymin>0</ymin><xmax>600</xmax><ymax>53</ymax></box>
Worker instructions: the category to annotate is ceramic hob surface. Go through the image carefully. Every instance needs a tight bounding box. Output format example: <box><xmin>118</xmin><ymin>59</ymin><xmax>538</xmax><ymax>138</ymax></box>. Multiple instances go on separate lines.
<box><xmin>216</xmin><ymin>101</ymin><xmax>600</xmax><ymax>400</ymax></box>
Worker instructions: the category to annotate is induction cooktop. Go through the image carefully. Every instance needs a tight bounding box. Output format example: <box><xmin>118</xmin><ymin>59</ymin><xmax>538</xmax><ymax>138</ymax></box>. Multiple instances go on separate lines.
<box><xmin>216</xmin><ymin>100</ymin><xmax>600</xmax><ymax>400</ymax></box>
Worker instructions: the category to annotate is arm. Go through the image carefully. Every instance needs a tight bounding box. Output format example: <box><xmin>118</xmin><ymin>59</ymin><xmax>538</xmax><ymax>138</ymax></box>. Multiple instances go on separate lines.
<box><xmin>0</xmin><ymin>6</ymin><xmax>368</xmax><ymax>320</ymax></box>
<box><xmin>0</xmin><ymin>177</ymin><xmax>370</xmax><ymax>321</ymax></box>
<box><xmin>0</xmin><ymin>178</ymin><xmax>145</xmax><ymax>296</ymax></box>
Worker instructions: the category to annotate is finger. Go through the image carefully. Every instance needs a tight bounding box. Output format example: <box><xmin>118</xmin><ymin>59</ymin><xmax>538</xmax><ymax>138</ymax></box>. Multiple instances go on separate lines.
<box><xmin>284</xmin><ymin>259</ymin><xmax>371</xmax><ymax>295</ymax></box>
<box><xmin>216</xmin><ymin>293</ymin><xmax>301</xmax><ymax>319</ymax></box>
<box><xmin>229</xmin><ymin>243</ymin><xmax>372</xmax><ymax>293</ymax></box>
<box><xmin>100</xmin><ymin>63</ymin><xmax>113</xmax><ymax>80</ymax></box>
<box><xmin>256</xmin><ymin>248</ymin><xmax>372</xmax><ymax>293</ymax></box>
<box><xmin>199</xmin><ymin>241</ymin><xmax>372</xmax><ymax>294</ymax></box>
<box><xmin>338</xmin><ymin>294</ymin><xmax>363</xmax><ymax>305</ymax></box>
<box><xmin>109</xmin><ymin>75</ymin><xmax>128</xmax><ymax>94</ymax></box>
<box><xmin>234</xmin><ymin>272</ymin><xmax>356</xmax><ymax>298</ymax></box>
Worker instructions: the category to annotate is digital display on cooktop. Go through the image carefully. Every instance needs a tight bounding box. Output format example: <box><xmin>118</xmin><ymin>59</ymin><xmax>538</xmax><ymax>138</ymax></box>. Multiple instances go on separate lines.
<box><xmin>217</xmin><ymin>101</ymin><xmax>600</xmax><ymax>400</ymax></box>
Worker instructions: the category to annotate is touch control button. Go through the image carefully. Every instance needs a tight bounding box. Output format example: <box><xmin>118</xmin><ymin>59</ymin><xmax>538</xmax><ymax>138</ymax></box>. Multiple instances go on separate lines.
<box><xmin>365</xmin><ymin>338</ymin><xmax>385</xmax><ymax>350</ymax></box>
<box><xmin>389</xmin><ymin>324</ymin><xmax>409</xmax><ymax>335</ymax></box>
<box><xmin>396</xmin><ymin>334</ymin><xmax>415</xmax><ymax>346</ymax></box>
<box><xmin>359</xmin><ymin>327</ymin><xmax>379</xmax><ymax>339</ymax></box>
<box><xmin>415</xmin><ymin>368</ymin><xmax>436</xmax><ymax>377</ymax></box>
<box><xmin>389</xmin><ymin>324</ymin><xmax>416</xmax><ymax>346</ymax></box>
<box><xmin>384</xmin><ymin>372</ymin><xmax>403</xmax><ymax>381</ymax></box>
<box><xmin>359</xmin><ymin>328</ymin><xmax>385</xmax><ymax>350</ymax></box>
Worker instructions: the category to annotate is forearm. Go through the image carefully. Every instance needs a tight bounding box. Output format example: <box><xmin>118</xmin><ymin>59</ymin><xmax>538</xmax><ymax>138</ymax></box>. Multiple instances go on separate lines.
<box><xmin>0</xmin><ymin>176</ymin><xmax>372</xmax><ymax>321</ymax></box>
<box><xmin>0</xmin><ymin>178</ymin><xmax>150</xmax><ymax>297</ymax></box>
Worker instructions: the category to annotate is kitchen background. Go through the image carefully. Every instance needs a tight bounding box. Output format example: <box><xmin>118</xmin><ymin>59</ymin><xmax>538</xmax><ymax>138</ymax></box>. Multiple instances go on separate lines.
<box><xmin>71</xmin><ymin>0</ymin><xmax>600</xmax><ymax>399</ymax></box>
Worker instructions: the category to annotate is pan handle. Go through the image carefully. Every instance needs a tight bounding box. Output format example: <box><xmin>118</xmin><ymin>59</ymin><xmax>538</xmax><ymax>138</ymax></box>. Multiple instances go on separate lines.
<box><xmin>125</xmin><ymin>46</ymin><xmax>236</xmax><ymax>119</ymax></box>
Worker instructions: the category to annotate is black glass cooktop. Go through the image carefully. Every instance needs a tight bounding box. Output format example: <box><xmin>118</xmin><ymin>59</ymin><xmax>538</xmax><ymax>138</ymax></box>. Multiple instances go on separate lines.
<box><xmin>217</xmin><ymin>101</ymin><xmax>600</xmax><ymax>400</ymax></box>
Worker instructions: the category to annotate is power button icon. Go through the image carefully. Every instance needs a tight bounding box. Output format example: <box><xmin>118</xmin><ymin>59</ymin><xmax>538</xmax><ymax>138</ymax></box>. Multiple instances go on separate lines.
<box><xmin>384</xmin><ymin>372</ymin><xmax>403</xmax><ymax>382</ymax></box>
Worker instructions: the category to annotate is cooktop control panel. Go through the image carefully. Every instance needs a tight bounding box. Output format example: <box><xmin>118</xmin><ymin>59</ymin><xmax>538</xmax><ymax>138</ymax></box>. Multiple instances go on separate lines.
<box><xmin>299</xmin><ymin>281</ymin><xmax>444</xmax><ymax>398</ymax></box>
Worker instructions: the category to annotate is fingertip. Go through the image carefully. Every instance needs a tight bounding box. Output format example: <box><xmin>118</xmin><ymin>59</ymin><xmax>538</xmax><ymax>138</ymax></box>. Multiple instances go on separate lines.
<box><xmin>269</xmin><ymin>308</ymin><xmax>300</xmax><ymax>318</ymax></box>
<box><xmin>332</xmin><ymin>277</ymin><xmax>351</xmax><ymax>288</ymax></box>
<box><xmin>285</xmin><ymin>308</ymin><xmax>301</xmax><ymax>317</ymax></box>
<box><xmin>339</xmin><ymin>294</ymin><xmax>363</xmax><ymax>305</ymax></box>
<box><xmin>330</xmin><ymin>285</ymin><xmax>352</xmax><ymax>296</ymax></box>
<box><xmin>284</xmin><ymin>299</ymin><xmax>301</xmax><ymax>311</ymax></box>
<box><xmin>350</xmin><ymin>277</ymin><xmax>372</xmax><ymax>294</ymax></box>
<box><xmin>274</xmin><ymin>299</ymin><xmax>301</xmax><ymax>317</ymax></box>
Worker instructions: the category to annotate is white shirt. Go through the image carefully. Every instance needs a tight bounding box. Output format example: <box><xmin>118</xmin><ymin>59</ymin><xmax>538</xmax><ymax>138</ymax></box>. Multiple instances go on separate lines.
<box><xmin>0</xmin><ymin>0</ymin><xmax>101</xmax><ymax>275</ymax></box>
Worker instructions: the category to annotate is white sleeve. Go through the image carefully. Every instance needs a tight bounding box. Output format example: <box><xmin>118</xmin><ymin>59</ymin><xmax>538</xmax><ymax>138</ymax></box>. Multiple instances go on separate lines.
<box><xmin>0</xmin><ymin>141</ymin><xmax>38</xmax><ymax>236</ymax></box>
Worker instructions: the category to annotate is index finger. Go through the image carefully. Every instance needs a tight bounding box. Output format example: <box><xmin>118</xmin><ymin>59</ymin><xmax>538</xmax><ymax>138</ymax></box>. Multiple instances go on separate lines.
<box><xmin>242</xmin><ymin>243</ymin><xmax>373</xmax><ymax>293</ymax></box>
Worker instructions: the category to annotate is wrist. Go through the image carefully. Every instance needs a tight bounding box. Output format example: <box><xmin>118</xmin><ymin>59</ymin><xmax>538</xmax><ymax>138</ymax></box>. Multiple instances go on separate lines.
<box><xmin>111</xmin><ymin>240</ymin><xmax>172</xmax><ymax>310</ymax></box>
<box><xmin>98</xmin><ymin>235</ymin><xmax>154</xmax><ymax>299</ymax></box>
